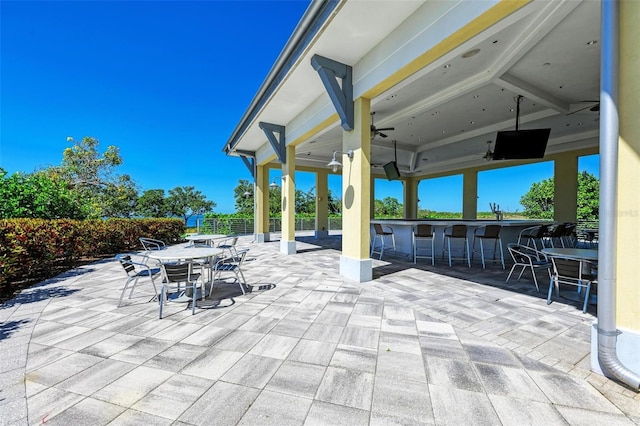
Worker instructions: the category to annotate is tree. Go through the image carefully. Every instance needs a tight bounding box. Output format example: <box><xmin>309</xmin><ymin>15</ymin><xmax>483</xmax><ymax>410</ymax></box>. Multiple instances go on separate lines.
<box><xmin>328</xmin><ymin>189</ymin><xmax>341</xmax><ymax>215</ymax></box>
<box><xmin>0</xmin><ymin>168</ymin><xmax>88</xmax><ymax>219</ymax></box>
<box><xmin>137</xmin><ymin>189</ymin><xmax>169</xmax><ymax>218</ymax></box>
<box><xmin>520</xmin><ymin>177</ymin><xmax>554</xmax><ymax>219</ymax></box>
<box><xmin>166</xmin><ymin>186</ymin><xmax>215</xmax><ymax>225</ymax></box>
<box><xmin>100</xmin><ymin>175</ymin><xmax>139</xmax><ymax>218</ymax></box>
<box><xmin>374</xmin><ymin>196</ymin><xmax>403</xmax><ymax>217</ymax></box>
<box><xmin>50</xmin><ymin>136</ymin><xmax>137</xmax><ymax>218</ymax></box>
<box><xmin>233</xmin><ymin>179</ymin><xmax>254</xmax><ymax>215</ymax></box>
<box><xmin>520</xmin><ymin>171</ymin><xmax>599</xmax><ymax>221</ymax></box>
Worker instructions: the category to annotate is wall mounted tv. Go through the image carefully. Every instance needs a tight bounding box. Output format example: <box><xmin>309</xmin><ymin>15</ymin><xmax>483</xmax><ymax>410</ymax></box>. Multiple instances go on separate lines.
<box><xmin>492</xmin><ymin>128</ymin><xmax>551</xmax><ymax>160</ymax></box>
<box><xmin>383</xmin><ymin>161</ymin><xmax>401</xmax><ymax>180</ymax></box>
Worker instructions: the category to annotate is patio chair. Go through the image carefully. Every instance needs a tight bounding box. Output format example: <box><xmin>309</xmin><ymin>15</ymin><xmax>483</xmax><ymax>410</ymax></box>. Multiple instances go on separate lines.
<box><xmin>217</xmin><ymin>236</ymin><xmax>239</xmax><ymax>259</ymax></box>
<box><xmin>371</xmin><ymin>223</ymin><xmax>396</xmax><ymax>260</ymax></box>
<box><xmin>547</xmin><ymin>256</ymin><xmax>596</xmax><ymax>313</ymax></box>
<box><xmin>545</xmin><ymin>223</ymin><xmax>567</xmax><ymax>248</ymax></box>
<box><xmin>471</xmin><ymin>224</ymin><xmax>505</xmax><ymax>269</ymax></box>
<box><xmin>442</xmin><ymin>224</ymin><xmax>470</xmax><ymax>267</ymax></box>
<box><xmin>413</xmin><ymin>224</ymin><xmax>435</xmax><ymax>265</ymax></box>
<box><xmin>505</xmin><ymin>243</ymin><xmax>551</xmax><ymax>291</ymax></box>
<box><xmin>116</xmin><ymin>253</ymin><xmax>160</xmax><ymax>307</ymax></box>
<box><xmin>139</xmin><ymin>237</ymin><xmax>166</xmax><ymax>251</ymax></box>
<box><xmin>517</xmin><ymin>224</ymin><xmax>549</xmax><ymax>251</ymax></box>
<box><xmin>211</xmin><ymin>248</ymin><xmax>249</xmax><ymax>295</ymax></box>
<box><xmin>159</xmin><ymin>261</ymin><xmax>202</xmax><ymax>318</ymax></box>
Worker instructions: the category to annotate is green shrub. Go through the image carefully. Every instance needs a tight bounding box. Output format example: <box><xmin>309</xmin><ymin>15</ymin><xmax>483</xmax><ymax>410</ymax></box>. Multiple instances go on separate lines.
<box><xmin>0</xmin><ymin>218</ymin><xmax>184</xmax><ymax>287</ymax></box>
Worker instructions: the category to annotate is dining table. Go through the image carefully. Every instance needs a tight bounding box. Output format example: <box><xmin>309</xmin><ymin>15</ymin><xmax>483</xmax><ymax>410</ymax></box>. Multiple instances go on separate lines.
<box><xmin>184</xmin><ymin>234</ymin><xmax>229</xmax><ymax>246</ymax></box>
<box><xmin>542</xmin><ymin>247</ymin><xmax>598</xmax><ymax>305</ymax></box>
<box><xmin>541</xmin><ymin>247</ymin><xmax>598</xmax><ymax>261</ymax></box>
<box><xmin>147</xmin><ymin>244</ymin><xmax>224</xmax><ymax>302</ymax></box>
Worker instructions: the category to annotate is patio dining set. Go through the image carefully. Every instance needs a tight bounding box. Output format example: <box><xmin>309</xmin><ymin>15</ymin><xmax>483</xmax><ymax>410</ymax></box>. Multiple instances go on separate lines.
<box><xmin>116</xmin><ymin>235</ymin><xmax>249</xmax><ymax>319</ymax></box>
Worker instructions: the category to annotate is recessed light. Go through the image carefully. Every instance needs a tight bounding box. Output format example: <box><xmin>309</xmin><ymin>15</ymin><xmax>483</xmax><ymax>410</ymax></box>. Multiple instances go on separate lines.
<box><xmin>509</xmin><ymin>108</ymin><xmax>514</xmax><ymax>112</ymax></box>
<box><xmin>443</xmin><ymin>64</ymin><xmax>451</xmax><ymax>69</ymax></box>
<box><xmin>462</xmin><ymin>48</ymin><xmax>480</xmax><ymax>58</ymax></box>
<box><xmin>470</xmin><ymin>121</ymin><xmax>475</xmax><ymax>124</ymax></box>
<box><xmin>473</xmin><ymin>95</ymin><xmax>479</xmax><ymax>98</ymax></box>
<box><xmin>442</xmin><ymin>130</ymin><xmax>446</xmax><ymax>134</ymax></box>
<box><xmin>543</xmin><ymin>62</ymin><xmax>551</xmax><ymax>66</ymax></box>
<box><xmin>578</xmin><ymin>122</ymin><xmax>584</xmax><ymax>126</ymax></box>
<box><xmin>587</xmin><ymin>40</ymin><xmax>598</xmax><ymax>45</ymax></box>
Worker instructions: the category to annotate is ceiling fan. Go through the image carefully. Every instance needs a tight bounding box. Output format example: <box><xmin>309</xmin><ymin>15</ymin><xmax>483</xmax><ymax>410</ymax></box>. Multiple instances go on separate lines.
<box><xmin>370</xmin><ymin>112</ymin><xmax>394</xmax><ymax>139</ymax></box>
<box><xmin>567</xmin><ymin>100</ymin><xmax>600</xmax><ymax>115</ymax></box>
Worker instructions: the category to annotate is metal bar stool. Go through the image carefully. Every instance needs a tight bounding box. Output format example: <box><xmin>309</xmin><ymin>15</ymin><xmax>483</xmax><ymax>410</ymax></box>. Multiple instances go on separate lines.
<box><xmin>413</xmin><ymin>224</ymin><xmax>435</xmax><ymax>265</ymax></box>
<box><xmin>442</xmin><ymin>224</ymin><xmax>470</xmax><ymax>267</ymax></box>
<box><xmin>371</xmin><ymin>223</ymin><xmax>396</xmax><ymax>260</ymax></box>
<box><xmin>471</xmin><ymin>224</ymin><xmax>505</xmax><ymax>269</ymax></box>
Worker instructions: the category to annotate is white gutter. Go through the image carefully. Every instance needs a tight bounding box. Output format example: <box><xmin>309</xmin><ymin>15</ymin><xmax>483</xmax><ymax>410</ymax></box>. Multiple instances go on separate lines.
<box><xmin>596</xmin><ymin>0</ymin><xmax>640</xmax><ymax>390</ymax></box>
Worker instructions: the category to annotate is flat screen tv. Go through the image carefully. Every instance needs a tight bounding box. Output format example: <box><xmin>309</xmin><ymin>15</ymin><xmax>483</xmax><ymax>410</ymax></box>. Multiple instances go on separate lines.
<box><xmin>383</xmin><ymin>161</ymin><xmax>401</xmax><ymax>180</ymax></box>
<box><xmin>492</xmin><ymin>128</ymin><xmax>551</xmax><ymax>160</ymax></box>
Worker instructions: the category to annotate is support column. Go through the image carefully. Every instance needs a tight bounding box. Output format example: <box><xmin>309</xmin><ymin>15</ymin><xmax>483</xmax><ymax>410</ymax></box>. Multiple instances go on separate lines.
<box><xmin>255</xmin><ymin>165</ymin><xmax>270</xmax><ymax>242</ymax></box>
<box><xmin>340</xmin><ymin>97</ymin><xmax>372</xmax><ymax>282</ymax></box>
<box><xmin>612</xmin><ymin>0</ymin><xmax>640</xmax><ymax>370</ymax></box>
<box><xmin>315</xmin><ymin>169</ymin><xmax>329</xmax><ymax>238</ymax></box>
<box><xmin>280</xmin><ymin>146</ymin><xmax>296</xmax><ymax>254</ymax></box>
<box><xmin>462</xmin><ymin>170</ymin><xmax>478</xmax><ymax>220</ymax></box>
<box><xmin>403</xmin><ymin>177</ymin><xmax>419</xmax><ymax>219</ymax></box>
<box><xmin>370</xmin><ymin>175</ymin><xmax>376</xmax><ymax>219</ymax></box>
<box><xmin>554</xmin><ymin>153</ymin><xmax>578</xmax><ymax>222</ymax></box>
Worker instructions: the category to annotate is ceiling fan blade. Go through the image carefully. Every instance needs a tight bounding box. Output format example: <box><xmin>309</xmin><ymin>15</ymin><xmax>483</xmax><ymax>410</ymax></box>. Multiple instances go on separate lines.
<box><xmin>378</xmin><ymin>132</ymin><xmax>388</xmax><ymax>138</ymax></box>
<box><xmin>377</xmin><ymin>127</ymin><xmax>395</xmax><ymax>131</ymax></box>
<box><xmin>567</xmin><ymin>103</ymin><xmax>599</xmax><ymax>115</ymax></box>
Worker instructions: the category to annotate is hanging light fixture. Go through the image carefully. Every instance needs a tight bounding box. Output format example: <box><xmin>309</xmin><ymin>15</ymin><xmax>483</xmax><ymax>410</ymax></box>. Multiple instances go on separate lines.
<box><xmin>269</xmin><ymin>179</ymin><xmax>279</xmax><ymax>189</ymax></box>
<box><xmin>483</xmin><ymin>140</ymin><xmax>494</xmax><ymax>161</ymax></box>
<box><xmin>326</xmin><ymin>150</ymin><xmax>354</xmax><ymax>172</ymax></box>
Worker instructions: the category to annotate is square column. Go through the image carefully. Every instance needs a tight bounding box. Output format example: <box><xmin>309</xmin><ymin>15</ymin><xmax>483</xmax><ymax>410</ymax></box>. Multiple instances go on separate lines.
<box><xmin>315</xmin><ymin>169</ymin><xmax>329</xmax><ymax>238</ymax></box>
<box><xmin>615</xmin><ymin>0</ymin><xmax>640</xmax><ymax>346</ymax></box>
<box><xmin>554</xmin><ymin>153</ymin><xmax>578</xmax><ymax>222</ymax></box>
<box><xmin>403</xmin><ymin>177</ymin><xmax>419</xmax><ymax>219</ymax></box>
<box><xmin>340</xmin><ymin>97</ymin><xmax>372</xmax><ymax>282</ymax></box>
<box><xmin>255</xmin><ymin>165</ymin><xmax>270</xmax><ymax>243</ymax></box>
<box><xmin>463</xmin><ymin>170</ymin><xmax>478</xmax><ymax>219</ymax></box>
<box><xmin>280</xmin><ymin>145</ymin><xmax>296</xmax><ymax>254</ymax></box>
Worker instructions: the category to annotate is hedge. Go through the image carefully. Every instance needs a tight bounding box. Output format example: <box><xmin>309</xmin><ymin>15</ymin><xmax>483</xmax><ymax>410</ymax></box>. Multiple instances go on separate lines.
<box><xmin>0</xmin><ymin>218</ymin><xmax>185</xmax><ymax>286</ymax></box>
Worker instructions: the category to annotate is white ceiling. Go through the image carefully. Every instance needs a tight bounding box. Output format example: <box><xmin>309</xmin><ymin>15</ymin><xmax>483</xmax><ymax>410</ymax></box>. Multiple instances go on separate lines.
<box><xmin>229</xmin><ymin>0</ymin><xmax>601</xmax><ymax>177</ymax></box>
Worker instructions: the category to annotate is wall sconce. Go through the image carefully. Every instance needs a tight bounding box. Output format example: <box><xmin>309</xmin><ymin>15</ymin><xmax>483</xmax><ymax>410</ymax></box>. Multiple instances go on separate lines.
<box><xmin>326</xmin><ymin>150</ymin><xmax>354</xmax><ymax>172</ymax></box>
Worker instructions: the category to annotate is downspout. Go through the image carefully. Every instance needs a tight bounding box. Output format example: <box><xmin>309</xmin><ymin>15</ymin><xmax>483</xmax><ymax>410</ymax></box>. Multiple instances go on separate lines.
<box><xmin>596</xmin><ymin>0</ymin><xmax>640</xmax><ymax>390</ymax></box>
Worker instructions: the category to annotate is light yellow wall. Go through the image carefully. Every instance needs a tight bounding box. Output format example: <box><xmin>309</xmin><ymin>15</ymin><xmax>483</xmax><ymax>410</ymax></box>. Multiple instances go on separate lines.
<box><xmin>316</xmin><ymin>170</ymin><xmax>329</xmax><ymax>232</ymax></box>
<box><xmin>403</xmin><ymin>177</ymin><xmax>419</xmax><ymax>219</ymax></box>
<box><xmin>553</xmin><ymin>153</ymin><xmax>578</xmax><ymax>222</ymax></box>
<box><xmin>342</xmin><ymin>97</ymin><xmax>371</xmax><ymax>259</ymax></box>
<box><xmin>256</xmin><ymin>165</ymin><xmax>269</xmax><ymax>234</ymax></box>
<box><xmin>616</xmin><ymin>0</ymin><xmax>640</xmax><ymax>331</ymax></box>
<box><xmin>462</xmin><ymin>170</ymin><xmax>478</xmax><ymax>219</ymax></box>
<box><xmin>281</xmin><ymin>146</ymin><xmax>296</xmax><ymax>242</ymax></box>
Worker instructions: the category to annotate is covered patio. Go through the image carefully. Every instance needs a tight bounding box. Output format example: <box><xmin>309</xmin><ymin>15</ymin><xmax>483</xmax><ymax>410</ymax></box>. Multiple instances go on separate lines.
<box><xmin>1</xmin><ymin>234</ymin><xmax>639</xmax><ymax>424</ymax></box>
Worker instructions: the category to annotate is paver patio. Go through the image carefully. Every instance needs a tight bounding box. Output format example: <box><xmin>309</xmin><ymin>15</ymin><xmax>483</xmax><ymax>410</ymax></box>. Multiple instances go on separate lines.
<box><xmin>1</xmin><ymin>233</ymin><xmax>639</xmax><ymax>425</ymax></box>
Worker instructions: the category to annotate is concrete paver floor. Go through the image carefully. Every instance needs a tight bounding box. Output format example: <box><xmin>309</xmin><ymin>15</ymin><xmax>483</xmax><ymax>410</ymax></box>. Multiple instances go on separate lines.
<box><xmin>1</xmin><ymin>234</ymin><xmax>639</xmax><ymax>425</ymax></box>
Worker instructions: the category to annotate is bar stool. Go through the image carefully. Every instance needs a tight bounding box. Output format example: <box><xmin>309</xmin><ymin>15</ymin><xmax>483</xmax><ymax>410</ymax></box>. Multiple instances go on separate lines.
<box><xmin>442</xmin><ymin>224</ymin><xmax>470</xmax><ymax>267</ymax></box>
<box><xmin>413</xmin><ymin>224</ymin><xmax>435</xmax><ymax>265</ymax></box>
<box><xmin>471</xmin><ymin>224</ymin><xmax>505</xmax><ymax>269</ymax></box>
<box><xmin>371</xmin><ymin>223</ymin><xmax>396</xmax><ymax>260</ymax></box>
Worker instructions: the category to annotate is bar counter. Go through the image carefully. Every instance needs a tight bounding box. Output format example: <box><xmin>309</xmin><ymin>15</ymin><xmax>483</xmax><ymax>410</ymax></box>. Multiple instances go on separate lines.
<box><xmin>371</xmin><ymin>219</ymin><xmax>553</xmax><ymax>259</ymax></box>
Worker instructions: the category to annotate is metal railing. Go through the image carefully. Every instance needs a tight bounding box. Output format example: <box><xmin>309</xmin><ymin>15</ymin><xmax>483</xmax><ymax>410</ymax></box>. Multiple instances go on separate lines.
<box><xmin>196</xmin><ymin>217</ymin><xmax>343</xmax><ymax>235</ymax></box>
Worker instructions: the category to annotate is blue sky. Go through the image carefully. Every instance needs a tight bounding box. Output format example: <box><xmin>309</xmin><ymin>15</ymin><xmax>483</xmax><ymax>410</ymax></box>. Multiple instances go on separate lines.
<box><xmin>1</xmin><ymin>1</ymin><xmax>598</xmax><ymax>214</ymax></box>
